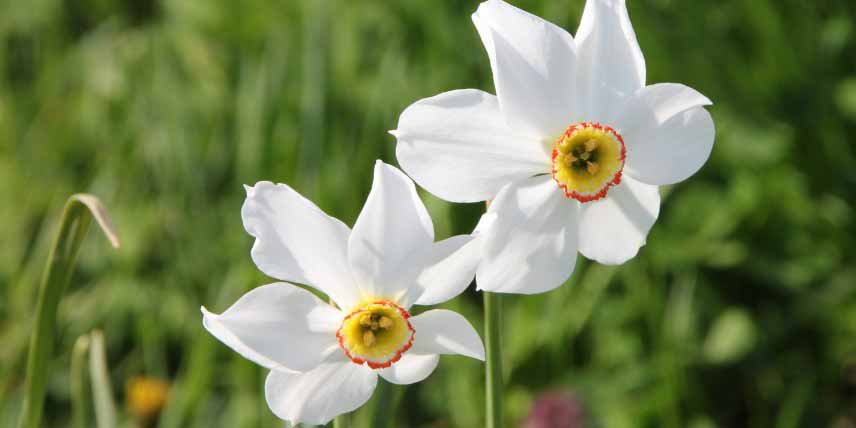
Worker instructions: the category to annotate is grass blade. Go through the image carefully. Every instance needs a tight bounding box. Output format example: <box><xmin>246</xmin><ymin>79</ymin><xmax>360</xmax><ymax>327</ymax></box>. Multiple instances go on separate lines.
<box><xmin>16</xmin><ymin>194</ymin><xmax>120</xmax><ymax>428</ymax></box>
<box><xmin>70</xmin><ymin>335</ymin><xmax>91</xmax><ymax>428</ymax></box>
<box><xmin>89</xmin><ymin>331</ymin><xmax>118</xmax><ymax>428</ymax></box>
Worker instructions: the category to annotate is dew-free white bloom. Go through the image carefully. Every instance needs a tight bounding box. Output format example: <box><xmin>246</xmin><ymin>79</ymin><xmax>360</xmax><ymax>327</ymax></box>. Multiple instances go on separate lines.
<box><xmin>201</xmin><ymin>161</ymin><xmax>485</xmax><ymax>426</ymax></box>
<box><xmin>392</xmin><ymin>0</ymin><xmax>715</xmax><ymax>294</ymax></box>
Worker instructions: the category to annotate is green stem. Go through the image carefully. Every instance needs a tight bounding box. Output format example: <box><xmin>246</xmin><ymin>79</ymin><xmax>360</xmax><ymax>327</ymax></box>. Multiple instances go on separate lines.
<box><xmin>484</xmin><ymin>291</ymin><xmax>503</xmax><ymax>428</ymax></box>
<box><xmin>368</xmin><ymin>381</ymin><xmax>392</xmax><ymax>428</ymax></box>
<box><xmin>16</xmin><ymin>194</ymin><xmax>119</xmax><ymax>428</ymax></box>
<box><xmin>333</xmin><ymin>414</ymin><xmax>347</xmax><ymax>428</ymax></box>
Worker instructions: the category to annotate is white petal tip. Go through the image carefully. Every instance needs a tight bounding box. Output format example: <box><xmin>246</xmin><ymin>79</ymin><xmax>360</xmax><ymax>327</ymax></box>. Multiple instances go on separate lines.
<box><xmin>583</xmin><ymin>244</ymin><xmax>643</xmax><ymax>266</ymax></box>
<box><xmin>388</xmin><ymin>129</ymin><xmax>400</xmax><ymax>137</ymax></box>
<box><xmin>245</xmin><ymin>182</ymin><xmax>278</xmax><ymax>196</ymax></box>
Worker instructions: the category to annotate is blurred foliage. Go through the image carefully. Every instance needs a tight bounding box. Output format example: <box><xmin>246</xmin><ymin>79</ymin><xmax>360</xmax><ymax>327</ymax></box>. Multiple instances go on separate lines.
<box><xmin>1</xmin><ymin>0</ymin><xmax>856</xmax><ymax>427</ymax></box>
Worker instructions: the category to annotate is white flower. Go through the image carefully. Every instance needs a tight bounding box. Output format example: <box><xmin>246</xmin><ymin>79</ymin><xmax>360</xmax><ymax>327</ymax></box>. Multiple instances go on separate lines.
<box><xmin>392</xmin><ymin>0</ymin><xmax>715</xmax><ymax>294</ymax></box>
<box><xmin>201</xmin><ymin>161</ymin><xmax>485</xmax><ymax>426</ymax></box>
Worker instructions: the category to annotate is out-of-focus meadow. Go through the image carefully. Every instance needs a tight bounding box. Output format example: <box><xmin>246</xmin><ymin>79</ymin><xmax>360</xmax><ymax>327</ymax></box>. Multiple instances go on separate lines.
<box><xmin>2</xmin><ymin>0</ymin><xmax>856</xmax><ymax>427</ymax></box>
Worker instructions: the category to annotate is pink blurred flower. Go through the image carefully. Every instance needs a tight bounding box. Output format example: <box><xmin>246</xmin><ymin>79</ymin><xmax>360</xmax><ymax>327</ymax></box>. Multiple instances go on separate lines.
<box><xmin>525</xmin><ymin>391</ymin><xmax>586</xmax><ymax>428</ymax></box>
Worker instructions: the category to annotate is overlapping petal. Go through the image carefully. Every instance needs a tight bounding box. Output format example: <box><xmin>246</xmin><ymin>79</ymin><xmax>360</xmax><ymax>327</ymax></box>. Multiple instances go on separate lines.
<box><xmin>616</xmin><ymin>84</ymin><xmax>715</xmax><ymax>185</ymax></box>
<box><xmin>349</xmin><ymin>161</ymin><xmax>434</xmax><ymax>300</ymax></box>
<box><xmin>575</xmin><ymin>0</ymin><xmax>646</xmax><ymax>120</ymax></box>
<box><xmin>577</xmin><ymin>176</ymin><xmax>660</xmax><ymax>265</ymax></box>
<box><xmin>378</xmin><ymin>353</ymin><xmax>440</xmax><ymax>385</ymax></box>
<box><xmin>409</xmin><ymin>309</ymin><xmax>485</xmax><ymax>360</ymax></box>
<box><xmin>476</xmin><ymin>176</ymin><xmax>579</xmax><ymax>294</ymax></box>
<box><xmin>265</xmin><ymin>363</ymin><xmax>377</xmax><ymax>426</ymax></box>
<box><xmin>472</xmin><ymin>0</ymin><xmax>578</xmax><ymax>138</ymax></box>
<box><xmin>393</xmin><ymin>89</ymin><xmax>550</xmax><ymax>203</ymax></box>
<box><xmin>242</xmin><ymin>182</ymin><xmax>361</xmax><ymax>310</ymax></box>
<box><xmin>409</xmin><ymin>235</ymin><xmax>480</xmax><ymax>306</ymax></box>
<box><xmin>201</xmin><ymin>283</ymin><xmax>343</xmax><ymax>372</ymax></box>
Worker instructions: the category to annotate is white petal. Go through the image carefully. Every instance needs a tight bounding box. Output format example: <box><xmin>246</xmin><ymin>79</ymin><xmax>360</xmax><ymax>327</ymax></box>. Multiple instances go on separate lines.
<box><xmin>393</xmin><ymin>89</ymin><xmax>550</xmax><ymax>203</ymax></box>
<box><xmin>614</xmin><ymin>83</ymin><xmax>712</xmax><ymax>133</ymax></box>
<box><xmin>242</xmin><ymin>182</ymin><xmax>361</xmax><ymax>310</ymax></box>
<box><xmin>410</xmin><ymin>309</ymin><xmax>485</xmax><ymax>360</ymax></box>
<box><xmin>472</xmin><ymin>0</ymin><xmax>578</xmax><ymax>138</ymax></box>
<box><xmin>473</xmin><ymin>211</ymin><xmax>497</xmax><ymax>236</ymax></box>
<box><xmin>577</xmin><ymin>176</ymin><xmax>660</xmax><ymax>265</ymax></box>
<box><xmin>349</xmin><ymin>161</ymin><xmax>434</xmax><ymax>300</ymax></box>
<box><xmin>476</xmin><ymin>176</ymin><xmax>579</xmax><ymax>294</ymax></box>
<box><xmin>411</xmin><ymin>235</ymin><xmax>480</xmax><ymax>306</ymax></box>
<box><xmin>265</xmin><ymin>363</ymin><xmax>377</xmax><ymax>426</ymax></box>
<box><xmin>575</xmin><ymin>0</ymin><xmax>646</xmax><ymax>120</ymax></box>
<box><xmin>378</xmin><ymin>353</ymin><xmax>440</xmax><ymax>385</ymax></box>
<box><xmin>617</xmin><ymin>84</ymin><xmax>716</xmax><ymax>185</ymax></box>
<box><xmin>201</xmin><ymin>283</ymin><xmax>343</xmax><ymax>372</ymax></box>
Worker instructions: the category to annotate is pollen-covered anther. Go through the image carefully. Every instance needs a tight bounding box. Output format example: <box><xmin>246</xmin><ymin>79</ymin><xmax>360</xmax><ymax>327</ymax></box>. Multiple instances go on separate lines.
<box><xmin>586</xmin><ymin>161</ymin><xmax>599</xmax><ymax>175</ymax></box>
<box><xmin>551</xmin><ymin>122</ymin><xmax>626</xmax><ymax>203</ymax></box>
<box><xmin>336</xmin><ymin>300</ymin><xmax>415</xmax><ymax>369</ymax></box>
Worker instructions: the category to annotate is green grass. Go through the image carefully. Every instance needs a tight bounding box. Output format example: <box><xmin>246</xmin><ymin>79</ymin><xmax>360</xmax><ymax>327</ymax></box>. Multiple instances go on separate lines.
<box><xmin>2</xmin><ymin>0</ymin><xmax>856</xmax><ymax>427</ymax></box>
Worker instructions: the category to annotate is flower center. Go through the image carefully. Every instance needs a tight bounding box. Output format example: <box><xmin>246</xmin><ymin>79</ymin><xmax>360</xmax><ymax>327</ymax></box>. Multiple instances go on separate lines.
<box><xmin>336</xmin><ymin>300</ymin><xmax>414</xmax><ymax>369</ymax></box>
<box><xmin>551</xmin><ymin>122</ymin><xmax>626</xmax><ymax>202</ymax></box>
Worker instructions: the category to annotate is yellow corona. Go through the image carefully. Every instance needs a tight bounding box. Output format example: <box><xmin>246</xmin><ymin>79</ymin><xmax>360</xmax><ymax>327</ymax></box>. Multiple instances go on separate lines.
<box><xmin>551</xmin><ymin>122</ymin><xmax>626</xmax><ymax>202</ymax></box>
<box><xmin>337</xmin><ymin>300</ymin><xmax>415</xmax><ymax>369</ymax></box>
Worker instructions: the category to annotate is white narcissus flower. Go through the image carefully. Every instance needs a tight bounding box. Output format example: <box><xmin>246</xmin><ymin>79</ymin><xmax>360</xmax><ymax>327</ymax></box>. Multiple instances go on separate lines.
<box><xmin>392</xmin><ymin>0</ymin><xmax>715</xmax><ymax>294</ymax></box>
<box><xmin>201</xmin><ymin>161</ymin><xmax>485</xmax><ymax>426</ymax></box>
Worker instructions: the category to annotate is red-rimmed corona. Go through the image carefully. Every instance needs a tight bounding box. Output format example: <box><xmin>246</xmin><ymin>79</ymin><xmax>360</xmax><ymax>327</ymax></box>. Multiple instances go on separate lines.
<box><xmin>336</xmin><ymin>300</ymin><xmax>415</xmax><ymax>369</ymax></box>
<box><xmin>551</xmin><ymin>122</ymin><xmax>626</xmax><ymax>203</ymax></box>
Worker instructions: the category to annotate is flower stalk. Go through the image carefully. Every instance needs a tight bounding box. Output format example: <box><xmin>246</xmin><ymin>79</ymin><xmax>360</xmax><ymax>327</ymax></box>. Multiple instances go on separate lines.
<box><xmin>333</xmin><ymin>416</ymin><xmax>346</xmax><ymax>428</ymax></box>
<box><xmin>482</xmin><ymin>200</ymin><xmax>504</xmax><ymax>428</ymax></box>
<box><xmin>368</xmin><ymin>382</ymin><xmax>393</xmax><ymax>428</ymax></box>
<box><xmin>16</xmin><ymin>194</ymin><xmax>119</xmax><ymax>428</ymax></box>
<box><xmin>483</xmin><ymin>291</ymin><xmax>503</xmax><ymax>428</ymax></box>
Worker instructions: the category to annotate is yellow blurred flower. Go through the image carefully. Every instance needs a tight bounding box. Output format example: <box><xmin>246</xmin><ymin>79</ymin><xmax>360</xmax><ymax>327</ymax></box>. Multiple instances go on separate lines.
<box><xmin>126</xmin><ymin>377</ymin><xmax>169</xmax><ymax>425</ymax></box>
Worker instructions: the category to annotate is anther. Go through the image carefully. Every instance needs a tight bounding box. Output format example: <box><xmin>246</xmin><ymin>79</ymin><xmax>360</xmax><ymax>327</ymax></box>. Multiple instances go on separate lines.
<box><xmin>564</xmin><ymin>154</ymin><xmax>577</xmax><ymax>167</ymax></box>
<box><xmin>584</xmin><ymin>139</ymin><xmax>598</xmax><ymax>152</ymax></box>
<box><xmin>363</xmin><ymin>330</ymin><xmax>376</xmax><ymax>347</ymax></box>
<box><xmin>586</xmin><ymin>161</ymin><xmax>600</xmax><ymax>175</ymax></box>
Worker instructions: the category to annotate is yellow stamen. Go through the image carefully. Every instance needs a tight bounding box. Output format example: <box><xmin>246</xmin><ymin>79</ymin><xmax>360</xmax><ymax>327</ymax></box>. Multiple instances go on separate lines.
<box><xmin>363</xmin><ymin>330</ymin><xmax>376</xmax><ymax>347</ymax></box>
<box><xmin>586</xmin><ymin>161</ymin><xmax>600</xmax><ymax>175</ymax></box>
<box><xmin>564</xmin><ymin>154</ymin><xmax>577</xmax><ymax>167</ymax></box>
<box><xmin>378</xmin><ymin>316</ymin><xmax>393</xmax><ymax>329</ymax></box>
<box><xmin>584</xmin><ymin>139</ymin><xmax>598</xmax><ymax>152</ymax></box>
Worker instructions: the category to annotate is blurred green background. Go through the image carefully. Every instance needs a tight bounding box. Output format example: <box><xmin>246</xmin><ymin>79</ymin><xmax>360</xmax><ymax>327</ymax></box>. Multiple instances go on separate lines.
<box><xmin>2</xmin><ymin>0</ymin><xmax>856</xmax><ymax>427</ymax></box>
